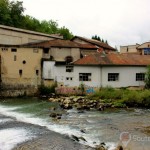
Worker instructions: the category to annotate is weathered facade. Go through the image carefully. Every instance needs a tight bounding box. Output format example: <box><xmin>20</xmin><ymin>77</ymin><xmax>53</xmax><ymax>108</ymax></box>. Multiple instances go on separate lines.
<box><xmin>71</xmin><ymin>36</ymin><xmax>116</xmax><ymax>55</ymax></box>
<box><xmin>0</xmin><ymin>46</ymin><xmax>43</xmax><ymax>96</ymax></box>
<box><xmin>52</xmin><ymin>53</ymin><xmax>150</xmax><ymax>88</ymax></box>
<box><xmin>0</xmin><ymin>25</ymin><xmax>62</xmax><ymax>45</ymax></box>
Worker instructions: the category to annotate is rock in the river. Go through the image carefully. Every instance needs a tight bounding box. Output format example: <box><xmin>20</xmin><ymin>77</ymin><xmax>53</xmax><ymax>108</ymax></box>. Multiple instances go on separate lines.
<box><xmin>116</xmin><ymin>145</ymin><xmax>123</xmax><ymax>150</ymax></box>
<box><xmin>49</xmin><ymin>113</ymin><xmax>62</xmax><ymax>119</ymax></box>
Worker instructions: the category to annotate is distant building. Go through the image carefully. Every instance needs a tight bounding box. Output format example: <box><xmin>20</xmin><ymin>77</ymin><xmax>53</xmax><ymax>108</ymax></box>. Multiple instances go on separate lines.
<box><xmin>120</xmin><ymin>42</ymin><xmax>150</xmax><ymax>55</ymax></box>
<box><xmin>71</xmin><ymin>36</ymin><xmax>116</xmax><ymax>55</ymax></box>
<box><xmin>137</xmin><ymin>42</ymin><xmax>150</xmax><ymax>55</ymax></box>
<box><xmin>120</xmin><ymin>44</ymin><xmax>140</xmax><ymax>54</ymax></box>
<box><xmin>0</xmin><ymin>24</ymin><xmax>62</xmax><ymax>45</ymax></box>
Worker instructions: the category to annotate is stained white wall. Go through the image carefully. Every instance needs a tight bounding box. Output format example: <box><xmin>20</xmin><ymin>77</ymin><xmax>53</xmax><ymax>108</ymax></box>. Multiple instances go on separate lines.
<box><xmin>54</xmin><ymin>65</ymin><xmax>146</xmax><ymax>88</ymax></box>
<box><xmin>43</xmin><ymin>61</ymin><xmax>55</xmax><ymax>79</ymax></box>
<box><xmin>55</xmin><ymin>65</ymin><xmax>100</xmax><ymax>87</ymax></box>
<box><xmin>102</xmin><ymin>66</ymin><xmax>146</xmax><ymax>87</ymax></box>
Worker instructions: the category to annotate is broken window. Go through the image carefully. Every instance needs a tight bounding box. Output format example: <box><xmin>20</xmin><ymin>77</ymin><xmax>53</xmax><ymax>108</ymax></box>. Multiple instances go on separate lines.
<box><xmin>66</xmin><ymin>65</ymin><xmax>74</xmax><ymax>72</ymax></box>
<box><xmin>65</xmin><ymin>56</ymin><xmax>73</xmax><ymax>64</ymax></box>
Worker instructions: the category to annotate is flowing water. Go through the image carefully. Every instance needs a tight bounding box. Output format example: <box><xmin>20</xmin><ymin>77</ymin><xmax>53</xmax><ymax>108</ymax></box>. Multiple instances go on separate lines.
<box><xmin>0</xmin><ymin>98</ymin><xmax>150</xmax><ymax>150</ymax></box>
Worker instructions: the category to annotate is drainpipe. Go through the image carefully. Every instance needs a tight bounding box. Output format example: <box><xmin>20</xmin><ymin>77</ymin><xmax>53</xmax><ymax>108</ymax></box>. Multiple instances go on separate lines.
<box><xmin>100</xmin><ymin>66</ymin><xmax>103</xmax><ymax>88</ymax></box>
<box><xmin>0</xmin><ymin>55</ymin><xmax>2</xmax><ymax>94</ymax></box>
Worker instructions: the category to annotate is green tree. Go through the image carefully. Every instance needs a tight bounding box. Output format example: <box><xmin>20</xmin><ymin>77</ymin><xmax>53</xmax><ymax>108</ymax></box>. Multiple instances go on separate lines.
<box><xmin>0</xmin><ymin>0</ymin><xmax>11</xmax><ymax>25</ymax></box>
<box><xmin>92</xmin><ymin>35</ymin><xmax>101</xmax><ymax>41</ymax></box>
<box><xmin>9</xmin><ymin>1</ymin><xmax>25</xmax><ymax>27</ymax></box>
<box><xmin>58</xmin><ymin>26</ymin><xmax>73</xmax><ymax>40</ymax></box>
<box><xmin>0</xmin><ymin>0</ymin><xmax>74</xmax><ymax>39</ymax></box>
<box><xmin>145</xmin><ymin>65</ymin><xmax>150</xmax><ymax>89</ymax></box>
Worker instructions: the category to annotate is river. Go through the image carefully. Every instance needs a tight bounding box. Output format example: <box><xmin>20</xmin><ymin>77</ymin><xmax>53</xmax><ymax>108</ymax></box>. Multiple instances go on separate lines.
<box><xmin>0</xmin><ymin>98</ymin><xmax>150</xmax><ymax>150</ymax></box>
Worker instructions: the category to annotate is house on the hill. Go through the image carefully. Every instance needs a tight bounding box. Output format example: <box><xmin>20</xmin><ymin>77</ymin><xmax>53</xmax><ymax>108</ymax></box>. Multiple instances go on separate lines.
<box><xmin>53</xmin><ymin>53</ymin><xmax>150</xmax><ymax>88</ymax></box>
<box><xmin>71</xmin><ymin>36</ymin><xmax>116</xmax><ymax>55</ymax></box>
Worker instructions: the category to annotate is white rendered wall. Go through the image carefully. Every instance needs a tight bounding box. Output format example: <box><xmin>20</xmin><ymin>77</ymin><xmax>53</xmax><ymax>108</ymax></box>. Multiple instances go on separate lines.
<box><xmin>55</xmin><ymin>65</ymin><xmax>100</xmax><ymax>87</ymax></box>
<box><xmin>52</xmin><ymin>64</ymin><xmax>147</xmax><ymax>88</ymax></box>
<box><xmin>102</xmin><ymin>66</ymin><xmax>146</xmax><ymax>88</ymax></box>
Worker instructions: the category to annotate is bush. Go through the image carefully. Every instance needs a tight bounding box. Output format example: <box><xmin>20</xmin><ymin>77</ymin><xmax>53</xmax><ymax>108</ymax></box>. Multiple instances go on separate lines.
<box><xmin>38</xmin><ymin>83</ymin><xmax>56</xmax><ymax>96</ymax></box>
<box><xmin>88</xmin><ymin>87</ymin><xmax>150</xmax><ymax>108</ymax></box>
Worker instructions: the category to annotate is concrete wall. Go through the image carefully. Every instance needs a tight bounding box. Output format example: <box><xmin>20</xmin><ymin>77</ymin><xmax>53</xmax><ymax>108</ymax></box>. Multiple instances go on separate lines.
<box><xmin>55</xmin><ymin>65</ymin><xmax>100</xmax><ymax>87</ymax></box>
<box><xmin>102</xmin><ymin>66</ymin><xmax>146</xmax><ymax>87</ymax></box>
<box><xmin>0</xmin><ymin>25</ymin><xmax>60</xmax><ymax>45</ymax></box>
<box><xmin>53</xmin><ymin>65</ymin><xmax>146</xmax><ymax>88</ymax></box>
<box><xmin>120</xmin><ymin>44</ymin><xmax>139</xmax><ymax>53</ymax></box>
<box><xmin>0</xmin><ymin>47</ymin><xmax>42</xmax><ymax>96</ymax></box>
<box><xmin>43</xmin><ymin>47</ymin><xmax>80</xmax><ymax>61</ymax></box>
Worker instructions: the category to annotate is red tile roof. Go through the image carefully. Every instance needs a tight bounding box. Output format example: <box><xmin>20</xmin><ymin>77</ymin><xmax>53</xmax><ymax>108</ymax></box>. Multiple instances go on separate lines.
<box><xmin>71</xmin><ymin>36</ymin><xmax>116</xmax><ymax>51</ymax></box>
<box><xmin>73</xmin><ymin>53</ymin><xmax>150</xmax><ymax>66</ymax></box>
<box><xmin>23</xmin><ymin>39</ymin><xmax>97</xmax><ymax>49</ymax></box>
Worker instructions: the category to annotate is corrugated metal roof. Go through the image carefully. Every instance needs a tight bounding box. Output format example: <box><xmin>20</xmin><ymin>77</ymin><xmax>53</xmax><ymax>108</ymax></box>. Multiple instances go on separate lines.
<box><xmin>23</xmin><ymin>39</ymin><xmax>97</xmax><ymax>49</ymax></box>
<box><xmin>73</xmin><ymin>53</ymin><xmax>150</xmax><ymax>66</ymax></box>
<box><xmin>71</xmin><ymin>36</ymin><xmax>115</xmax><ymax>51</ymax></box>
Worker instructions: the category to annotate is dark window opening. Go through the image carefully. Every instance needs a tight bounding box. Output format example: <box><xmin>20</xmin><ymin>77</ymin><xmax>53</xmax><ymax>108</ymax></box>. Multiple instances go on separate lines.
<box><xmin>136</xmin><ymin>73</ymin><xmax>145</xmax><ymax>81</ymax></box>
<box><xmin>14</xmin><ymin>55</ymin><xmax>17</xmax><ymax>61</ymax></box>
<box><xmin>11</xmin><ymin>48</ymin><xmax>17</xmax><ymax>52</ymax></box>
<box><xmin>65</xmin><ymin>56</ymin><xmax>73</xmax><ymax>64</ymax></box>
<box><xmin>66</xmin><ymin>65</ymin><xmax>74</xmax><ymax>72</ymax></box>
<box><xmin>1</xmin><ymin>48</ymin><xmax>8</xmax><ymax>51</ymax></box>
<box><xmin>22</xmin><ymin>60</ymin><xmax>26</xmax><ymax>64</ymax></box>
<box><xmin>19</xmin><ymin>69</ymin><xmax>22</xmax><ymax>76</ymax></box>
<box><xmin>108</xmin><ymin>73</ymin><xmax>119</xmax><ymax>81</ymax></box>
<box><xmin>66</xmin><ymin>77</ymin><xmax>73</xmax><ymax>81</ymax></box>
<box><xmin>79</xmin><ymin>73</ymin><xmax>91</xmax><ymax>81</ymax></box>
<box><xmin>43</xmin><ymin>48</ymin><xmax>49</xmax><ymax>54</ymax></box>
<box><xmin>36</xmin><ymin>70</ymin><xmax>39</xmax><ymax>76</ymax></box>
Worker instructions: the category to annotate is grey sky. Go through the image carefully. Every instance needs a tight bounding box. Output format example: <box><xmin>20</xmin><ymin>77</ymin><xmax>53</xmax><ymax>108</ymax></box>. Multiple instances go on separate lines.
<box><xmin>18</xmin><ymin>0</ymin><xmax>150</xmax><ymax>48</ymax></box>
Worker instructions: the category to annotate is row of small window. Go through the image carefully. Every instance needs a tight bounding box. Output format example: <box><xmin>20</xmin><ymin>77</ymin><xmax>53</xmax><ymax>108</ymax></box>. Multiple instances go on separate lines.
<box><xmin>108</xmin><ymin>73</ymin><xmax>145</xmax><ymax>81</ymax></box>
<box><xmin>78</xmin><ymin>73</ymin><xmax>145</xmax><ymax>81</ymax></box>
<box><xmin>1</xmin><ymin>48</ymin><xmax>39</xmax><ymax>53</ymax></box>
<box><xmin>19</xmin><ymin>70</ymin><xmax>39</xmax><ymax>76</ymax></box>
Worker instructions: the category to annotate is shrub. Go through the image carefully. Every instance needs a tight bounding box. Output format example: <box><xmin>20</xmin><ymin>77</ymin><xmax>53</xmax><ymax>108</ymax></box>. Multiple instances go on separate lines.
<box><xmin>38</xmin><ymin>83</ymin><xmax>56</xmax><ymax>96</ymax></box>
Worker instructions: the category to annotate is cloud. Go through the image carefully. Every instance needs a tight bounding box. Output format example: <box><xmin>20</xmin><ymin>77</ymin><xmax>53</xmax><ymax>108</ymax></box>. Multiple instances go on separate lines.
<box><xmin>19</xmin><ymin>0</ymin><xmax>150</xmax><ymax>48</ymax></box>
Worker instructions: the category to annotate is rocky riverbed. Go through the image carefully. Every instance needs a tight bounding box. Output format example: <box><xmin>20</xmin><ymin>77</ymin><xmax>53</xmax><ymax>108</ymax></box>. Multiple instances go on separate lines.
<box><xmin>48</xmin><ymin>96</ymin><xmax>113</xmax><ymax>112</ymax></box>
<box><xmin>0</xmin><ymin>97</ymin><xmax>150</xmax><ymax>150</ymax></box>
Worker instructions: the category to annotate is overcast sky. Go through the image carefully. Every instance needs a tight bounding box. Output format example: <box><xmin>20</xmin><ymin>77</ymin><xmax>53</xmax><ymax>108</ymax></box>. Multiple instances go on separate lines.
<box><xmin>17</xmin><ymin>0</ymin><xmax>150</xmax><ymax>49</ymax></box>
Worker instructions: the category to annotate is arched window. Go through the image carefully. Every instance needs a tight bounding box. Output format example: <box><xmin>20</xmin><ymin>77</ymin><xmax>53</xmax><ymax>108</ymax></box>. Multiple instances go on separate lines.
<box><xmin>65</xmin><ymin>56</ymin><xmax>73</xmax><ymax>64</ymax></box>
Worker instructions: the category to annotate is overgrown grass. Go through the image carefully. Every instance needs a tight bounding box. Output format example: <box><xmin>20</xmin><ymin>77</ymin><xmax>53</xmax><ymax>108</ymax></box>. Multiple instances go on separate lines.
<box><xmin>88</xmin><ymin>87</ymin><xmax>150</xmax><ymax>108</ymax></box>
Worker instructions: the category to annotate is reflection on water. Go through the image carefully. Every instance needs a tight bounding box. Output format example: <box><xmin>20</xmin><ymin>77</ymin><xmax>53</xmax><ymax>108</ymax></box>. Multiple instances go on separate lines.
<box><xmin>0</xmin><ymin>98</ymin><xmax>150</xmax><ymax>150</ymax></box>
